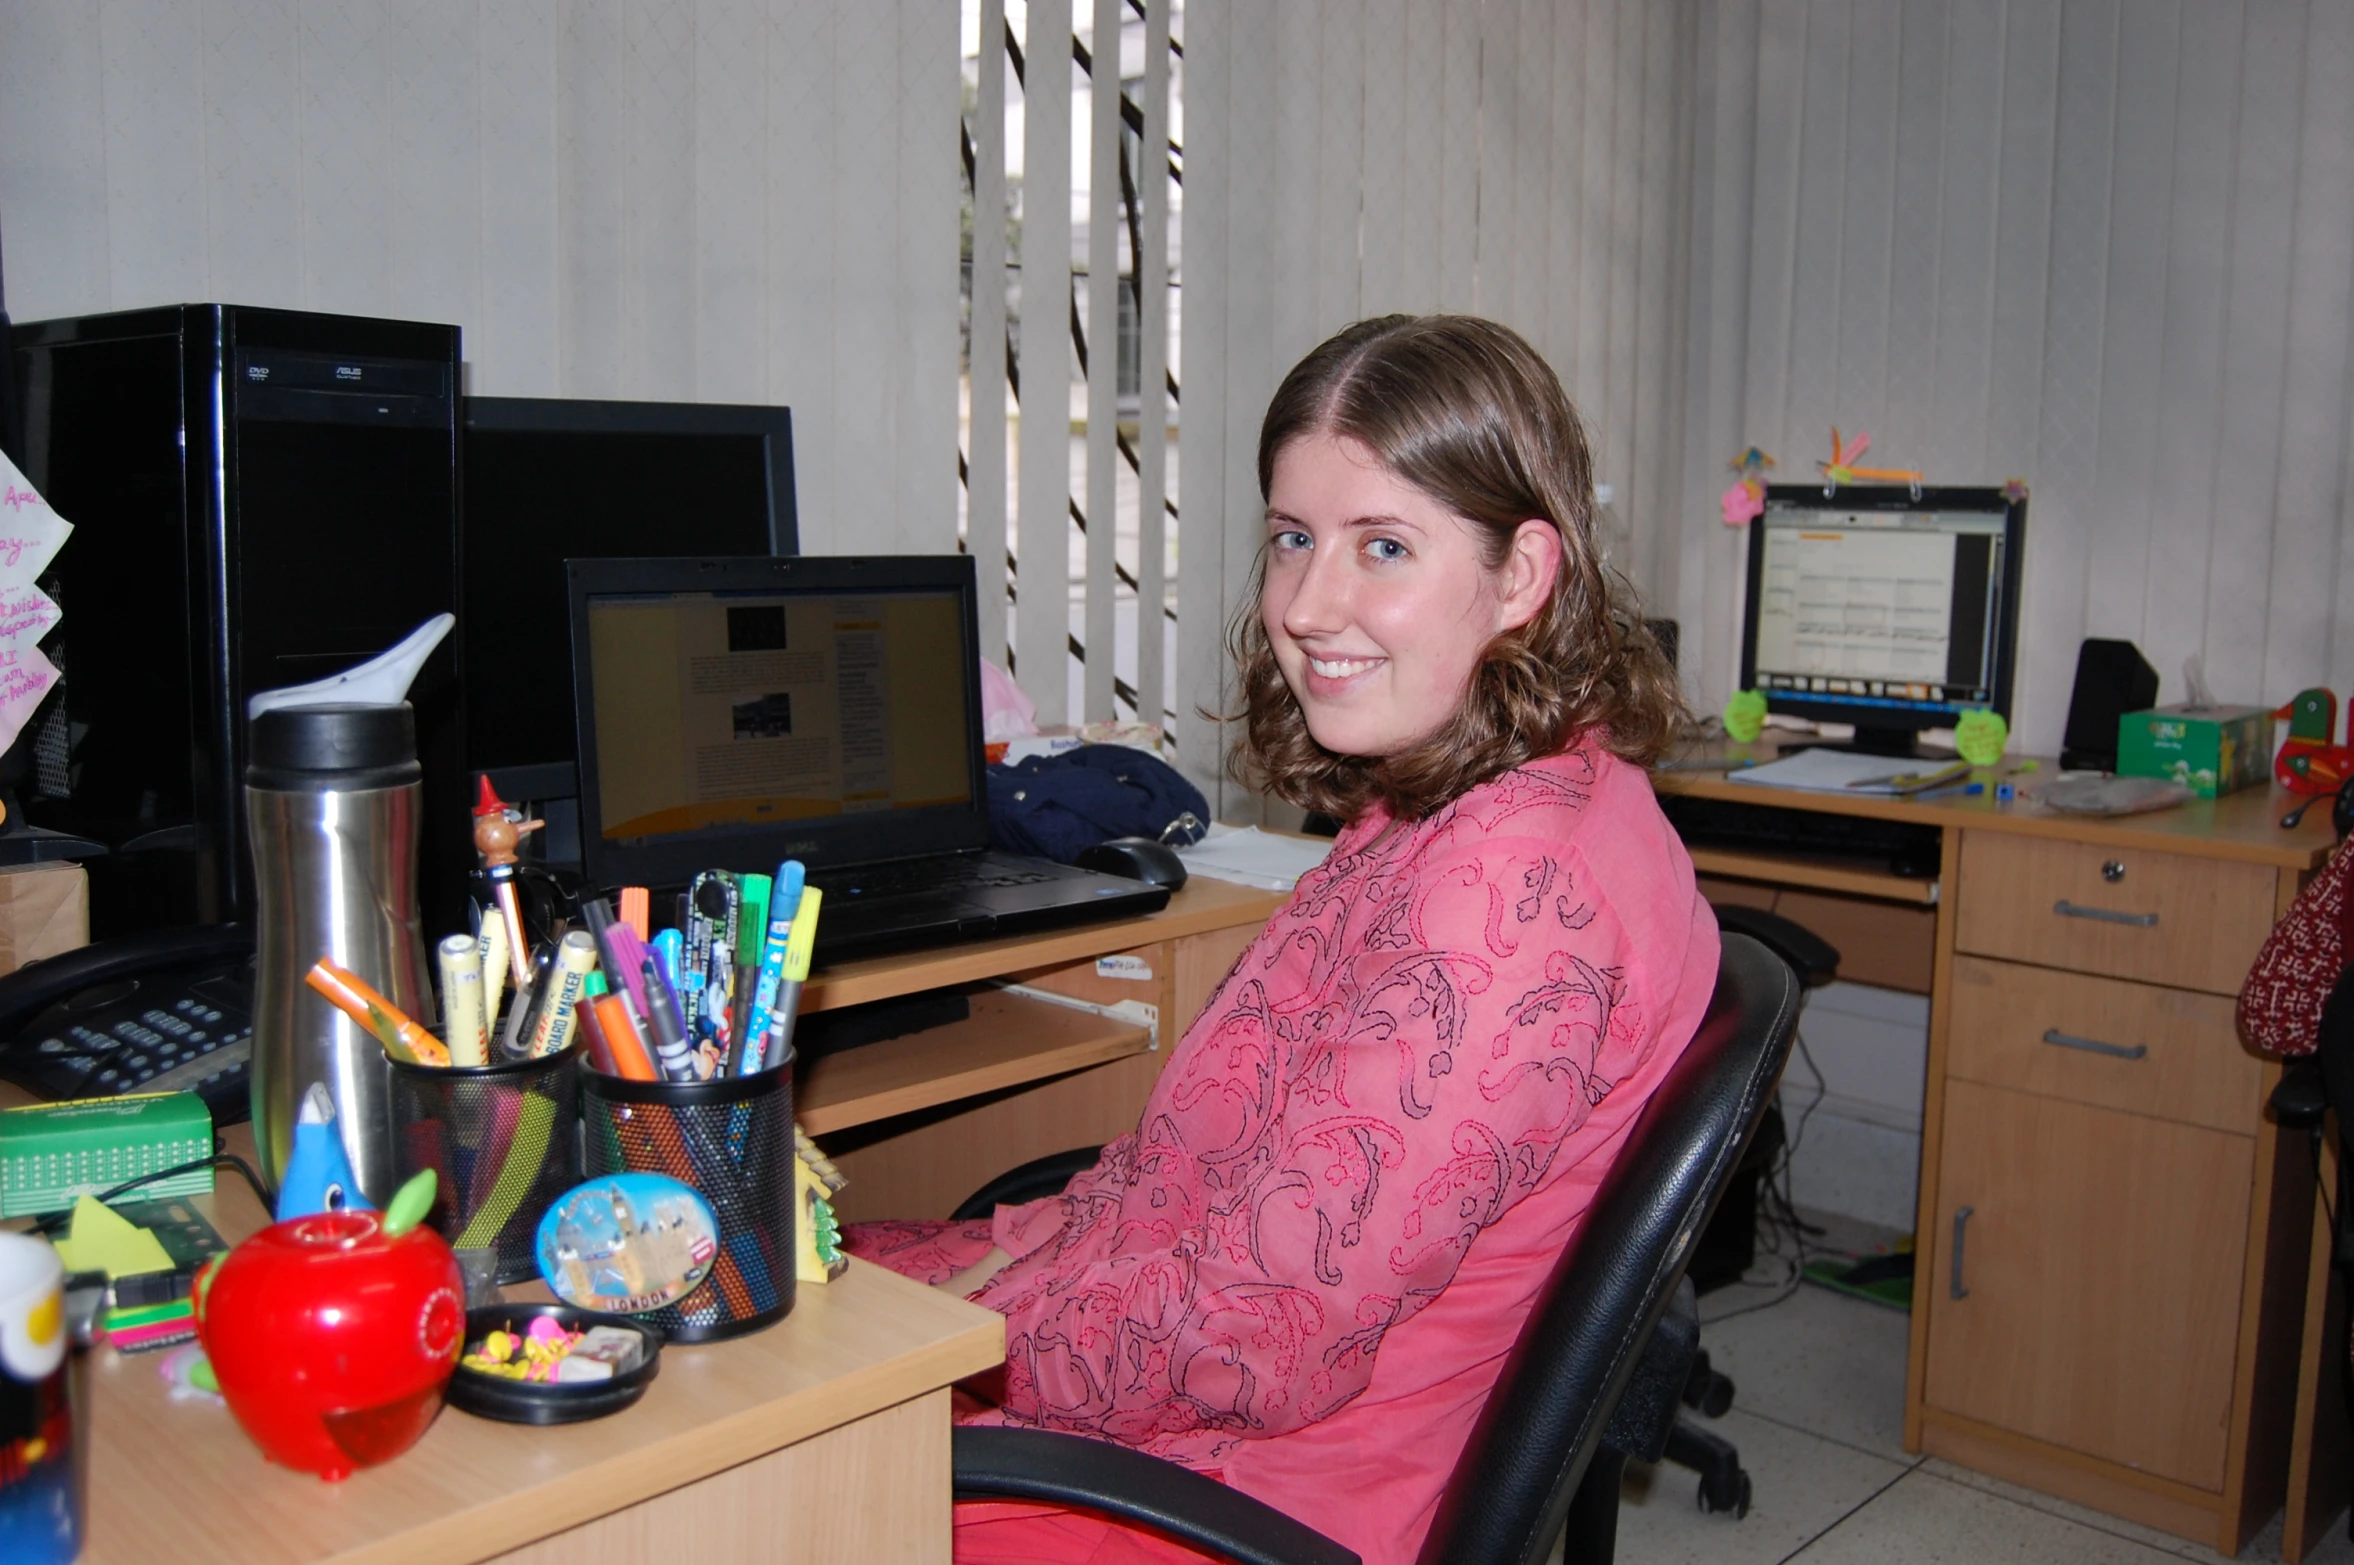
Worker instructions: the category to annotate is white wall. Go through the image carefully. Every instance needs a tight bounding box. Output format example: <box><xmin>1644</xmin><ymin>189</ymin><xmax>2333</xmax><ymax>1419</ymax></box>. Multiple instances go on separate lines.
<box><xmin>1676</xmin><ymin>0</ymin><xmax>2354</xmax><ymax>753</ymax></box>
<box><xmin>1177</xmin><ymin>0</ymin><xmax>1698</xmax><ymax>813</ymax></box>
<box><xmin>0</xmin><ymin>0</ymin><xmax>963</xmax><ymax>558</ymax></box>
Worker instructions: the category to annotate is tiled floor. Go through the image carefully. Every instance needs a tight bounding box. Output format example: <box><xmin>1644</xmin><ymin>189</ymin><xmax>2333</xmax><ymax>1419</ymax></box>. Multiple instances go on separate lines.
<box><xmin>1561</xmin><ymin>1218</ymin><xmax>2354</xmax><ymax>1565</ymax></box>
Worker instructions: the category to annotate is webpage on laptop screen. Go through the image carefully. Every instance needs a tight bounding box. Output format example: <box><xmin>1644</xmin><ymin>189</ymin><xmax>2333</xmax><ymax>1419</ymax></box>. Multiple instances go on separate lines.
<box><xmin>585</xmin><ymin>588</ymin><xmax>972</xmax><ymax>843</ymax></box>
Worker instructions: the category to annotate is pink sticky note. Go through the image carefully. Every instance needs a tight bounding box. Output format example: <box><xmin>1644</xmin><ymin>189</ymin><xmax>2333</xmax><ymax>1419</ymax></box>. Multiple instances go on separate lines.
<box><xmin>0</xmin><ymin>453</ymin><xmax>73</xmax><ymax>586</ymax></box>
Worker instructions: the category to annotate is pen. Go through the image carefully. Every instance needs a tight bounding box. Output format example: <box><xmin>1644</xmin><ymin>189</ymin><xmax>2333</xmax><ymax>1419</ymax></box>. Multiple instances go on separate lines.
<box><xmin>639</xmin><ymin>958</ymin><xmax>698</xmax><ymax>1082</ymax></box>
<box><xmin>1913</xmin><ymin>780</ymin><xmax>1984</xmax><ymax>801</ymax></box>
<box><xmin>500</xmin><ymin>946</ymin><xmax>554</xmax><ymax>1059</ymax></box>
<box><xmin>477</xmin><ymin>906</ymin><xmax>510</xmax><ymax>1040</ymax></box>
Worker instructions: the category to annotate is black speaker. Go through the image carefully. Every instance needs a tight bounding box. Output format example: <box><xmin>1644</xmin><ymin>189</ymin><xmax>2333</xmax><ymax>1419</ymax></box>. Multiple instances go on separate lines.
<box><xmin>2060</xmin><ymin>638</ymin><xmax>2160</xmax><ymax>773</ymax></box>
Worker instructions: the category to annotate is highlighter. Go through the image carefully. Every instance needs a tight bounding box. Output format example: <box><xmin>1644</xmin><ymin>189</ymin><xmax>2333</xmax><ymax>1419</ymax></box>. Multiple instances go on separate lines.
<box><xmin>306</xmin><ymin>959</ymin><xmax>451</xmax><ymax>1067</ymax></box>
<box><xmin>749</xmin><ymin>886</ymin><xmax>821</xmax><ymax>1074</ymax></box>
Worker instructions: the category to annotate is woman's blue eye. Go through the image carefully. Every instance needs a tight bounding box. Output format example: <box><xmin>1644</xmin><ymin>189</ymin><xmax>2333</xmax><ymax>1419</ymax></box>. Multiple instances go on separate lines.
<box><xmin>1273</xmin><ymin>529</ymin><xmax>1311</xmax><ymax>552</ymax></box>
<box><xmin>1367</xmin><ymin>537</ymin><xmax>1409</xmax><ymax>561</ymax></box>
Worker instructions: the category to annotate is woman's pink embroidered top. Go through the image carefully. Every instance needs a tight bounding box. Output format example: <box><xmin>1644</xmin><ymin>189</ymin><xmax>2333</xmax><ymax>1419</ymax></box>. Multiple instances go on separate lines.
<box><xmin>855</xmin><ymin>745</ymin><xmax>1716</xmax><ymax>1564</ymax></box>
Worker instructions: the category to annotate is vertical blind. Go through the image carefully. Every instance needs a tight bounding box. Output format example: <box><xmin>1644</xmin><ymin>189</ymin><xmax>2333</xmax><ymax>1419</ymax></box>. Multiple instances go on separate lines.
<box><xmin>1677</xmin><ymin>0</ymin><xmax>2354</xmax><ymax>751</ymax></box>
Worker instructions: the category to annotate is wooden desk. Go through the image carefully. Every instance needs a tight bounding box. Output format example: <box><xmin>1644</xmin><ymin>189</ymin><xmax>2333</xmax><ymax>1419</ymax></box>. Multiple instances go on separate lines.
<box><xmin>79</xmin><ymin>877</ymin><xmax>1287</xmax><ymax>1562</ymax></box>
<box><xmin>796</xmin><ymin>877</ymin><xmax>1285</xmax><ymax>1224</ymax></box>
<box><xmin>1657</xmin><ymin>745</ymin><xmax>2344</xmax><ymax>1558</ymax></box>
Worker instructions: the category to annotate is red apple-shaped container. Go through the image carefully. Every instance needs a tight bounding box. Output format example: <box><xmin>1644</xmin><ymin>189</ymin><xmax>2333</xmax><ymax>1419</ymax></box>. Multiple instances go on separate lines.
<box><xmin>193</xmin><ymin>1170</ymin><xmax>464</xmax><ymax>1481</ymax></box>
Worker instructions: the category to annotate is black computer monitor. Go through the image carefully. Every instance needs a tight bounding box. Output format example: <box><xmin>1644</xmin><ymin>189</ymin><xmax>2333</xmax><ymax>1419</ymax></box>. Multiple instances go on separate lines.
<box><xmin>1739</xmin><ymin>484</ymin><xmax>2026</xmax><ymax>757</ymax></box>
<box><xmin>461</xmin><ymin>396</ymin><xmax>798</xmax><ymax>783</ymax></box>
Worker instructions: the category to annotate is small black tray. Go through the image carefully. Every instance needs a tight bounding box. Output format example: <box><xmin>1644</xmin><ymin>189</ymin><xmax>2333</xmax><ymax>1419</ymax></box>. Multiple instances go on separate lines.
<box><xmin>446</xmin><ymin>1303</ymin><xmax>663</xmax><ymax>1425</ymax></box>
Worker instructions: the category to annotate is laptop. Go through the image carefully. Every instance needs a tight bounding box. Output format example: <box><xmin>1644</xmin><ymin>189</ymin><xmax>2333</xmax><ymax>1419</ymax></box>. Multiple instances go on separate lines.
<box><xmin>565</xmin><ymin>555</ymin><xmax>1172</xmax><ymax>963</ymax></box>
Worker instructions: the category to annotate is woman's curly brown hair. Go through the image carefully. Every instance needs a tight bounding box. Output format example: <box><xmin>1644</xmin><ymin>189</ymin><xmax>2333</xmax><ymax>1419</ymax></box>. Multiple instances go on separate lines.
<box><xmin>1228</xmin><ymin>314</ymin><xmax>1685</xmax><ymax>822</ymax></box>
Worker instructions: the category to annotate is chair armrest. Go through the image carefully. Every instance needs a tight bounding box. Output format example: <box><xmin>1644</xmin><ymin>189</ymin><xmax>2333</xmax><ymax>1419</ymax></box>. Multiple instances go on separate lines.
<box><xmin>1709</xmin><ymin>905</ymin><xmax>1840</xmax><ymax>988</ymax></box>
<box><xmin>2273</xmin><ymin>1060</ymin><xmax>2329</xmax><ymax>1132</ymax></box>
<box><xmin>1599</xmin><ymin>1276</ymin><xmax>1700</xmax><ymax>1466</ymax></box>
<box><xmin>952</xmin><ymin>1427</ymin><xmax>1362</xmax><ymax>1565</ymax></box>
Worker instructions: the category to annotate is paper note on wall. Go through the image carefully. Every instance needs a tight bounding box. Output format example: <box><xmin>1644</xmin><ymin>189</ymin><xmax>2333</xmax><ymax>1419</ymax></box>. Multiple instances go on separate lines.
<box><xmin>0</xmin><ymin>454</ymin><xmax>72</xmax><ymax>759</ymax></box>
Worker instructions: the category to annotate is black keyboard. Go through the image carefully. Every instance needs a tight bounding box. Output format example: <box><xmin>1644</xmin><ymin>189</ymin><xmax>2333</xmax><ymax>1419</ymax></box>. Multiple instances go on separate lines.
<box><xmin>816</xmin><ymin>856</ymin><xmax>1060</xmax><ymax>902</ymax></box>
<box><xmin>1659</xmin><ymin>794</ymin><xmax>1941</xmax><ymax>879</ymax></box>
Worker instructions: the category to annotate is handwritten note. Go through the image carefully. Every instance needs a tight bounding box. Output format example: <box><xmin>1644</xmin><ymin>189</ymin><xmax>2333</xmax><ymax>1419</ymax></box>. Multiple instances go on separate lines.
<box><xmin>0</xmin><ymin>453</ymin><xmax>72</xmax><ymax>758</ymax></box>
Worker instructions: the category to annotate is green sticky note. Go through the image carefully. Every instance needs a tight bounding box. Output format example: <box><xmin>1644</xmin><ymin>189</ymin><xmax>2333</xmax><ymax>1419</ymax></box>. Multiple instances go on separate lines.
<box><xmin>53</xmin><ymin>1195</ymin><xmax>176</xmax><ymax>1280</ymax></box>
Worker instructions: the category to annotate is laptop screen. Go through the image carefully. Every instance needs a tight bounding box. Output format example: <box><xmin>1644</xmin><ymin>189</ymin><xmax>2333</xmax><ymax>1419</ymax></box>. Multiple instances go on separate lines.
<box><xmin>566</xmin><ymin>556</ymin><xmax>987</xmax><ymax>890</ymax></box>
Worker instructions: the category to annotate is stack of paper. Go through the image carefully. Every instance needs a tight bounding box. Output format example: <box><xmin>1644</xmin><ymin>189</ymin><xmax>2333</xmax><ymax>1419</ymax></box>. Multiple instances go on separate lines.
<box><xmin>1725</xmin><ymin>750</ymin><xmax>1968</xmax><ymax>796</ymax></box>
<box><xmin>1177</xmin><ymin>825</ymin><xmax>1335</xmax><ymax>891</ymax></box>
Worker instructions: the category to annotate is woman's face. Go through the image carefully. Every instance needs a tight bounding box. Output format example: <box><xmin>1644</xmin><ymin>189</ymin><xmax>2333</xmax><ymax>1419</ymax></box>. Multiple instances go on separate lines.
<box><xmin>1262</xmin><ymin>432</ymin><xmax>1558</xmax><ymax>760</ymax></box>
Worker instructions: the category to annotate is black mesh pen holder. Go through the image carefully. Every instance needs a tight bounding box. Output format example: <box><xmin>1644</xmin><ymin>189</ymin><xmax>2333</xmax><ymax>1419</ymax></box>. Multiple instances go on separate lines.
<box><xmin>579</xmin><ymin>1065</ymin><xmax>796</xmax><ymax>1343</ymax></box>
<box><xmin>388</xmin><ymin>1042</ymin><xmax>583</xmax><ymax>1285</ymax></box>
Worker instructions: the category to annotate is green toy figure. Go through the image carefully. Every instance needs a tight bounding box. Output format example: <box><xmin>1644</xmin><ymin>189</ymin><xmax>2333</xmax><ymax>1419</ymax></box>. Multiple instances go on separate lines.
<box><xmin>1724</xmin><ymin>689</ymin><xmax>1768</xmax><ymax>744</ymax></box>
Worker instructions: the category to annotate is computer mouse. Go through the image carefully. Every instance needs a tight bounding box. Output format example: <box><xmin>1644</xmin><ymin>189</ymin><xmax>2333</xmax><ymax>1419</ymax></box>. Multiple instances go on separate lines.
<box><xmin>1076</xmin><ymin>836</ymin><xmax>1188</xmax><ymax>890</ymax></box>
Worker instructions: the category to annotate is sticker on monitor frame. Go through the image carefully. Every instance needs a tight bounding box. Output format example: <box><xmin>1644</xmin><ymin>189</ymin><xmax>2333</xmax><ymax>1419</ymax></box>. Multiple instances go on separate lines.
<box><xmin>536</xmin><ymin>1174</ymin><xmax>719</xmax><ymax>1314</ymax></box>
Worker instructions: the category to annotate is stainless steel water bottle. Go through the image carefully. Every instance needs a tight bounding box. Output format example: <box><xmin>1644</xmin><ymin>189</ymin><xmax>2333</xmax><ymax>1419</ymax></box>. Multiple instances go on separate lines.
<box><xmin>247</xmin><ymin>703</ymin><xmax>434</xmax><ymax>1205</ymax></box>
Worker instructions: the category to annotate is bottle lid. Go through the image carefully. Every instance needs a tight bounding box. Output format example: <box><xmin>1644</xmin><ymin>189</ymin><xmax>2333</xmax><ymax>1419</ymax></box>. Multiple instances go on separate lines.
<box><xmin>247</xmin><ymin>704</ymin><xmax>420</xmax><ymax>790</ymax></box>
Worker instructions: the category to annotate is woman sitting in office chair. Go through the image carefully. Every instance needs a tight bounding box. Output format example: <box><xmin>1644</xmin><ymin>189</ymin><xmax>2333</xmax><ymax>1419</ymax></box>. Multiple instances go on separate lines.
<box><xmin>845</xmin><ymin>314</ymin><xmax>1718</xmax><ymax>1565</ymax></box>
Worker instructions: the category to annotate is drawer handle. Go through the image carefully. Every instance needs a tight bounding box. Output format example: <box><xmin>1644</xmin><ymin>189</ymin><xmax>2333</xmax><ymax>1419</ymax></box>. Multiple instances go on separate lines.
<box><xmin>2053</xmin><ymin>899</ymin><xmax>2158</xmax><ymax>928</ymax></box>
<box><xmin>2040</xmin><ymin>1028</ymin><xmax>2148</xmax><ymax>1061</ymax></box>
<box><xmin>1951</xmin><ymin>1206</ymin><xmax>1974</xmax><ymax>1300</ymax></box>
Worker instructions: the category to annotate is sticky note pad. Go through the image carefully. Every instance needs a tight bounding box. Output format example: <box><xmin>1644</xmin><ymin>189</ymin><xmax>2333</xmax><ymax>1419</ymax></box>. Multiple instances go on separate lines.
<box><xmin>53</xmin><ymin>1195</ymin><xmax>175</xmax><ymax>1279</ymax></box>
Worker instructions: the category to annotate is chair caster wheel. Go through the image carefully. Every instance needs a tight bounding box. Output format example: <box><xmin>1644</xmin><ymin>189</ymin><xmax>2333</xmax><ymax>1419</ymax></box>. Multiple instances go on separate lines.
<box><xmin>1696</xmin><ymin>1468</ymin><xmax>1751</xmax><ymax>1519</ymax></box>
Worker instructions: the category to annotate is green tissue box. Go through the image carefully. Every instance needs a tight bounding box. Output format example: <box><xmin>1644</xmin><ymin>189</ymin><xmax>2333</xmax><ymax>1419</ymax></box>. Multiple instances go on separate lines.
<box><xmin>2116</xmin><ymin>704</ymin><xmax>2269</xmax><ymax>799</ymax></box>
<box><xmin>0</xmin><ymin>1092</ymin><xmax>213</xmax><ymax>1217</ymax></box>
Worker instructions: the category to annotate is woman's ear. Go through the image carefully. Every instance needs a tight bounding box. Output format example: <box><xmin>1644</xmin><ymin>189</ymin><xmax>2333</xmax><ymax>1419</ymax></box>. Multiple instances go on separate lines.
<box><xmin>1497</xmin><ymin>520</ymin><xmax>1564</xmax><ymax>633</ymax></box>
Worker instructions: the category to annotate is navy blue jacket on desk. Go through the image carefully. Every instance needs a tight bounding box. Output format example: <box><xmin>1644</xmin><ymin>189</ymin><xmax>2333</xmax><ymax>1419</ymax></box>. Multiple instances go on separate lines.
<box><xmin>986</xmin><ymin>745</ymin><xmax>1209</xmax><ymax>864</ymax></box>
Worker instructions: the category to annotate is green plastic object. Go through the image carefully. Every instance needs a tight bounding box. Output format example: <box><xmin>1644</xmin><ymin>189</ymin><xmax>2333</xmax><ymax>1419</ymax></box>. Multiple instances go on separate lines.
<box><xmin>1723</xmin><ymin>689</ymin><xmax>1768</xmax><ymax>744</ymax></box>
<box><xmin>1954</xmin><ymin>709</ymin><xmax>2009</xmax><ymax>767</ymax></box>
<box><xmin>189</xmin><ymin>1356</ymin><xmax>220</xmax><ymax>1394</ymax></box>
<box><xmin>380</xmin><ymin>1169</ymin><xmax>438</xmax><ymax>1237</ymax></box>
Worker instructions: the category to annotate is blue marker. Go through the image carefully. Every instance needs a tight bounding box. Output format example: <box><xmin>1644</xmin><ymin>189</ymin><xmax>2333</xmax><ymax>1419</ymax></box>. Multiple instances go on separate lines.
<box><xmin>739</xmin><ymin>861</ymin><xmax>805</xmax><ymax>1075</ymax></box>
<box><xmin>651</xmin><ymin>928</ymin><xmax>685</xmax><ymax>994</ymax></box>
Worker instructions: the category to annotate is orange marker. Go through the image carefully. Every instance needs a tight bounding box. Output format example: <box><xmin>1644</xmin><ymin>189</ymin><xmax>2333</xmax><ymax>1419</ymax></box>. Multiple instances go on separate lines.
<box><xmin>619</xmin><ymin>886</ymin><xmax>650</xmax><ymax>942</ymax></box>
<box><xmin>305</xmin><ymin>959</ymin><xmax>451</xmax><ymax>1067</ymax></box>
<box><xmin>590</xmin><ymin>993</ymin><xmax>658</xmax><ymax>1081</ymax></box>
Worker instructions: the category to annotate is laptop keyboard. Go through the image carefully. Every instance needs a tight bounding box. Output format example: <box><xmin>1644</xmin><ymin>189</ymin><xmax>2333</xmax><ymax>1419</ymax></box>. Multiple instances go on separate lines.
<box><xmin>821</xmin><ymin>856</ymin><xmax>1060</xmax><ymax>902</ymax></box>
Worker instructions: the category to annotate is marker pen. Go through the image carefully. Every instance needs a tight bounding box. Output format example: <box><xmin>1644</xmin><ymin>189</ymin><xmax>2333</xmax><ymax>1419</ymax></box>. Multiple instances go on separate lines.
<box><xmin>436</xmin><ymin>934</ymin><xmax>487</xmax><ymax>1067</ymax></box>
<box><xmin>639</xmin><ymin>959</ymin><xmax>698</xmax><ymax>1082</ymax></box>
<box><xmin>739</xmin><ymin>862</ymin><xmax>804</xmax><ymax>1074</ymax></box>
<box><xmin>525</xmin><ymin>931</ymin><xmax>600</xmax><ymax>1058</ymax></box>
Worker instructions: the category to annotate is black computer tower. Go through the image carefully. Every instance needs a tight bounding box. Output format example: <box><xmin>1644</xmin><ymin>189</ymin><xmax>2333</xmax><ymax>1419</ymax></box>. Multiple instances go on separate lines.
<box><xmin>9</xmin><ymin>304</ymin><xmax>467</xmax><ymax>938</ymax></box>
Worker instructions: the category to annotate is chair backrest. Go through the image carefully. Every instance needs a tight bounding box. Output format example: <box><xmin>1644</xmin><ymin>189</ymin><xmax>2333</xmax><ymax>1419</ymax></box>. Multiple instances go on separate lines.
<box><xmin>1416</xmin><ymin>931</ymin><xmax>1801</xmax><ymax>1565</ymax></box>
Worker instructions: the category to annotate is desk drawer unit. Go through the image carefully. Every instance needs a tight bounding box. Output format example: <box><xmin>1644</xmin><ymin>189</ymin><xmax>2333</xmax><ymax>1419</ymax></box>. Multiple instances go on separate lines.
<box><xmin>1952</xmin><ymin>833</ymin><xmax>2275</xmax><ymax>993</ymax></box>
<box><xmin>1924</xmin><ymin>1080</ymin><xmax>2253</xmax><ymax>1492</ymax></box>
<box><xmin>1944</xmin><ymin>957</ymin><xmax>2264</xmax><ymax>1135</ymax></box>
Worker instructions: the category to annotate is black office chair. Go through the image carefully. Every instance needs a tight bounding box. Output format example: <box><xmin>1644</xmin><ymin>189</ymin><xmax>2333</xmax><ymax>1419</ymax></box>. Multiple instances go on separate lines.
<box><xmin>948</xmin><ymin>930</ymin><xmax>1803</xmax><ymax>1565</ymax></box>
